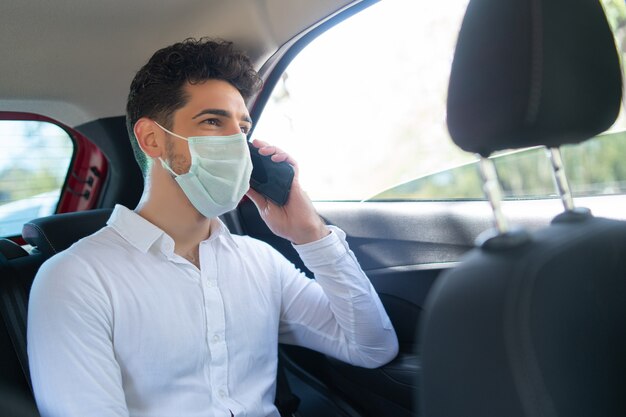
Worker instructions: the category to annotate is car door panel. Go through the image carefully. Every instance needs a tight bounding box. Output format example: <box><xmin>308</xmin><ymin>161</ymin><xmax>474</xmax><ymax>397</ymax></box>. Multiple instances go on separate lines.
<box><xmin>237</xmin><ymin>196</ymin><xmax>626</xmax><ymax>416</ymax></box>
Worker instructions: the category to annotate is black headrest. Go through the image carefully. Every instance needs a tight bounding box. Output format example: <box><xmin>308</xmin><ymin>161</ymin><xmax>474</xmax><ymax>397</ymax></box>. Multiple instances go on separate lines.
<box><xmin>22</xmin><ymin>209</ymin><xmax>113</xmax><ymax>258</ymax></box>
<box><xmin>447</xmin><ymin>0</ymin><xmax>622</xmax><ymax>156</ymax></box>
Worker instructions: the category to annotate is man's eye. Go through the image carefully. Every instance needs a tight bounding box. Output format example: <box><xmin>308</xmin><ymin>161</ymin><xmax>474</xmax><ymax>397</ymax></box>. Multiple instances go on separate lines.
<box><xmin>201</xmin><ymin>118</ymin><xmax>220</xmax><ymax>126</ymax></box>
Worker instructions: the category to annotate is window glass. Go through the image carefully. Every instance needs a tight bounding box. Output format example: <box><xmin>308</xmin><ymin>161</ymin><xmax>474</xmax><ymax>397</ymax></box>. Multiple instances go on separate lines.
<box><xmin>0</xmin><ymin>120</ymin><xmax>74</xmax><ymax>237</ymax></box>
<box><xmin>254</xmin><ymin>0</ymin><xmax>473</xmax><ymax>201</ymax></box>
<box><xmin>254</xmin><ymin>0</ymin><xmax>626</xmax><ymax>202</ymax></box>
<box><xmin>371</xmin><ymin>131</ymin><xmax>626</xmax><ymax>201</ymax></box>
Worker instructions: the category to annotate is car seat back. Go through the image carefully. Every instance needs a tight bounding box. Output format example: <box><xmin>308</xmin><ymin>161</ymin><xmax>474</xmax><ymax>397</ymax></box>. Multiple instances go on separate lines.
<box><xmin>419</xmin><ymin>0</ymin><xmax>626</xmax><ymax>416</ymax></box>
<box><xmin>0</xmin><ymin>209</ymin><xmax>113</xmax><ymax>409</ymax></box>
<box><xmin>0</xmin><ymin>240</ymin><xmax>42</xmax><ymax>398</ymax></box>
<box><xmin>0</xmin><ymin>207</ymin><xmax>248</xmax><ymax>413</ymax></box>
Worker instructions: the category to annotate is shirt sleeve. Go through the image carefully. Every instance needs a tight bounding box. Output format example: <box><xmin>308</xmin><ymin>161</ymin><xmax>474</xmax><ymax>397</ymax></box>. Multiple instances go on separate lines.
<box><xmin>27</xmin><ymin>253</ymin><xmax>129</xmax><ymax>417</ymax></box>
<box><xmin>277</xmin><ymin>226</ymin><xmax>399</xmax><ymax>368</ymax></box>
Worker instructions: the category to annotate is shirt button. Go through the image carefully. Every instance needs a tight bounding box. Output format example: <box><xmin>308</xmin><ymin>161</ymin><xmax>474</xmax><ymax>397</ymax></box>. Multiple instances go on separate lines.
<box><xmin>219</xmin><ymin>389</ymin><xmax>227</xmax><ymax>398</ymax></box>
<box><xmin>212</xmin><ymin>334</ymin><xmax>220</xmax><ymax>343</ymax></box>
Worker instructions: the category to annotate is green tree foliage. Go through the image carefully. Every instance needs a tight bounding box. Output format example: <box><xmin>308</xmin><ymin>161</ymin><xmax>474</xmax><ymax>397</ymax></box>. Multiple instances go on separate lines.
<box><xmin>602</xmin><ymin>0</ymin><xmax>626</xmax><ymax>34</ymax></box>
<box><xmin>0</xmin><ymin>167</ymin><xmax>61</xmax><ymax>204</ymax></box>
<box><xmin>371</xmin><ymin>1</ymin><xmax>626</xmax><ymax>202</ymax></box>
<box><xmin>0</xmin><ymin>121</ymin><xmax>72</xmax><ymax>208</ymax></box>
<box><xmin>371</xmin><ymin>132</ymin><xmax>626</xmax><ymax>201</ymax></box>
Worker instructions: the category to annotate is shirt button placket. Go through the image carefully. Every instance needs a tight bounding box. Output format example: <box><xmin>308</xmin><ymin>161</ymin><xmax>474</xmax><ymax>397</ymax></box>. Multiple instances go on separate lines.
<box><xmin>202</xmin><ymin>242</ymin><xmax>230</xmax><ymax>404</ymax></box>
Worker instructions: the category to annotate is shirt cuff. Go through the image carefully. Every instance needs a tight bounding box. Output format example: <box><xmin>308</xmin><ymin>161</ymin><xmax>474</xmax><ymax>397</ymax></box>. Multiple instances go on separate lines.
<box><xmin>292</xmin><ymin>225</ymin><xmax>350</xmax><ymax>268</ymax></box>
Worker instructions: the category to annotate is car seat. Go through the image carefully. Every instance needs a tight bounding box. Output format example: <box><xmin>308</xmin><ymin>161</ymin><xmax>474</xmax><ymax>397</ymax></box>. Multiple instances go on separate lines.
<box><xmin>0</xmin><ymin>209</ymin><xmax>114</xmax><ymax>416</ymax></box>
<box><xmin>418</xmin><ymin>0</ymin><xmax>626</xmax><ymax>416</ymax></box>
<box><xmin>0</xmin><ymin>209</ymin><xmax>114</xmax><ymax>402</ymax></box>
<box><xmin>0</xmin><ymin>207</ymin><xmax>297</xmax><ymax>416</ymax></box>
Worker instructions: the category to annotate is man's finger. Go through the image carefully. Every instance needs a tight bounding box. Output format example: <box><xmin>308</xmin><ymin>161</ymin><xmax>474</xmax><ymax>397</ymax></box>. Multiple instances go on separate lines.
<box><xmin>251</xmin><ymin>138</ymin><xmax>268</xmax><ymax>148</ymax></box>
<box><xmin>246</xmin><ymin>187</ymin><xmax>265</xmax><ymax>208</ymax></box>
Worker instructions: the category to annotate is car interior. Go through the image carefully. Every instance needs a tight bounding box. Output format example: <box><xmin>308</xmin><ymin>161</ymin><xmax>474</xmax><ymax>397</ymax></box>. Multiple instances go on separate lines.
<box><xmin>1</xmin><ymin>0</ymin><xmax>625</xmax><ymax>416</ymax></box>
<box><xmin>420</xmin><ymin>0</ymin><xmax>626</xmax><ymax>416</ymax></box>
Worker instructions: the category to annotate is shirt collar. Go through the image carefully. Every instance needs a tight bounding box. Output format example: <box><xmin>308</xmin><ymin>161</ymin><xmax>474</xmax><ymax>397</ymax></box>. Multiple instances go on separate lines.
<box><xmin>106</xmin><ymin>205</ymin><xmax>239</xmax><ymax>255</ymax></box>
<box><xmin>205</xmin><ymin>217</ymin><xmax>240</xmax><ymax>249</ymax></box>
<box><xmin>107</xmin><ymin>205</ymin><xmax>164</xmax><ymax>253</ymax></box>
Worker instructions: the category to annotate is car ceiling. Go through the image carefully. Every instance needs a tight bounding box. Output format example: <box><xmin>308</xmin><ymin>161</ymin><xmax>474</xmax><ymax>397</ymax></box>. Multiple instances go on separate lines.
<box><xmin>0</xmin><ymin>0</ymin><xmax>356</xmax><ymax>127</ymax></box>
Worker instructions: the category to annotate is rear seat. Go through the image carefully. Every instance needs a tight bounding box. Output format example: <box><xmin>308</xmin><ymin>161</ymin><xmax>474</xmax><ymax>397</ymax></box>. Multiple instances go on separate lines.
<box><xmin>0</xmin><ymin>209</ymin><xmax>113</xmax><ymax>414</ymax></box>
<box><xmin>0</xmin><ymin>239</ymin><xmax>42</xmax><ymax>398</ymax></box>
<box><xmin>0</xmin><ymin>208</ymin><xmax>245</xmax><ymax>415</ymax></box>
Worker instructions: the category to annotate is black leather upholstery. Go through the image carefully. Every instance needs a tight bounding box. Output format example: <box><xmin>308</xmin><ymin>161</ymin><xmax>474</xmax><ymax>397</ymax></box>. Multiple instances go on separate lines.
<box><xmin>22</xmin><ymin>208</ymin><xmax>113</xmax><ymax>258</ymax></box>
<box><xmin>0</xmin><ymin>239</ymin><xmax>29</xmax><ymax>260</ymax></box>
<box><xmin>0</xmin><ymin>209</ymin><xmax>113</xmax><ymax>414</ymax></box>
<box><xmin>421</xmin><ymin>213</ymin><xmax>626</xmax><ymax>416</ymax></box>
<box><xmin>0</xmin><ymin>246</ymin><xmax>45</xmax><ymax>414</ymax></box>
<box><xmin>2</xmin><ymin>207</ymin><xmax>282</xmax><ymax>416</ymax></box>
<box><xmin>420</xmin><ymin>0</ymin><xmax>626</xmax><ymax>416</ymax></box>
<box><xmin>447</xmin><ymin>0</ymin><xmax>622</xmax><ymax>156</ymax></box>
<box><xmin>0</xmin><ymin>383</ymin><xmax>39</xmax><ymax>417</ymax></box>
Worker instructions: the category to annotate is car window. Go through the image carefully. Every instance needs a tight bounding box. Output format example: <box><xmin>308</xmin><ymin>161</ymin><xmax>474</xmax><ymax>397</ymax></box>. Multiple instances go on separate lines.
<box><xmin>370</xmin><ymin>131</ymin><xmax>626</xmax><ymax>200</ymax></box>
<box><xmin>0</xmin><ymin>120</ymin><xmax>73</xmax><ymax>238</ymax></box>
<box><xmin>253</xmin><ymin>0</ymin><xmax>473</xmax><ymax>201</ymax></box>
<box><xmin>254</xmin><ymin>0</ymin><xmax>626</xmax><ymax>202</ymax></box>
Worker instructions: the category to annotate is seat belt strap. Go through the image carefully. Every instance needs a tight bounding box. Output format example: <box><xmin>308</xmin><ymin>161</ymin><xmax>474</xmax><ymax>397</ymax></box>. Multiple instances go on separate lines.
<box><xmin>275</xmin><ymin>350</ymin><xmax>300</xmax><ymax>417</ymax></box>
<box><xmin>0</xmin><ymin>253</ymin><xmax>32</xmax><ymax>393</ymax></box>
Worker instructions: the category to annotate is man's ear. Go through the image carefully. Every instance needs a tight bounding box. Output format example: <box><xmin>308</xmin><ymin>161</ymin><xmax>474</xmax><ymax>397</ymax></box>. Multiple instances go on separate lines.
<box><xmin>134</xmin><ymin>118</ymin><xmax>163</xmax><ymax>158</ymax></box>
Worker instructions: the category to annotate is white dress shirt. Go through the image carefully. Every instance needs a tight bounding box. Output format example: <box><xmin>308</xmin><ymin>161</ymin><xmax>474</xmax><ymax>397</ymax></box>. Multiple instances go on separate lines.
<box><xmin>27</xmin><ymin>205</ymin><xmax>398</xmax><ymax>417</ymax></box>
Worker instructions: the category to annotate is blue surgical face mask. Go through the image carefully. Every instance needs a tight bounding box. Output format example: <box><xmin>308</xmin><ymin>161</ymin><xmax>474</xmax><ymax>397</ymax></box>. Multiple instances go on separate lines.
<box><xmin>155</xmin><ymin>122</ymin><xmax>252</xmax><ymax>219</ymax></box>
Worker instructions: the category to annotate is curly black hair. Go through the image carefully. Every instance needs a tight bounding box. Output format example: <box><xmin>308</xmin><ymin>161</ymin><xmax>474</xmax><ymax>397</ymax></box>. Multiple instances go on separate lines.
<box><xmin>126</xmin><ymin>38</ymin><xmax>263</xmax><ymax>177</ymax></box>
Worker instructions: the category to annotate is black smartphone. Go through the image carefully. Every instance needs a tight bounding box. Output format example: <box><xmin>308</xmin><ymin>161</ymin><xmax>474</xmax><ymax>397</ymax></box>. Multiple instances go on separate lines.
<box><xmin>248</xmin><ymin>142</ymin><xmax>294</xmax><ymax>206</ymax></box>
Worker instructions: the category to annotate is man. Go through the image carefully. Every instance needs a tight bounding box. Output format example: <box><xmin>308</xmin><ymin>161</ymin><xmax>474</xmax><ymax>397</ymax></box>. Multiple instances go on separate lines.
<box><xmin>27</xmin><ymin>38</ymin><xmax>398</xmax><ymax>417</ymax></box>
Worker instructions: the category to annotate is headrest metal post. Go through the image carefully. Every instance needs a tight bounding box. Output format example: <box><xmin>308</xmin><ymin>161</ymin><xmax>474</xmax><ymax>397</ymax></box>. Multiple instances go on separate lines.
<box><xmin>547</xmin><ymin>147</ymin><xmax>575</xmax><ymax>211</ymax></box>
<box><xmin>478</xmin><ymin>155</ymin><xmax>509</xmax><ymax>234</ymax></box>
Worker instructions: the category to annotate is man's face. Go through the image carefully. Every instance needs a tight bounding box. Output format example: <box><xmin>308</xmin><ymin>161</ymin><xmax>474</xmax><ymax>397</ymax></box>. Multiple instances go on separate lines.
<box><xmin>165</xmin><ymin>79</ymin><xmax>252</xmax><ymax>175</ymax></box>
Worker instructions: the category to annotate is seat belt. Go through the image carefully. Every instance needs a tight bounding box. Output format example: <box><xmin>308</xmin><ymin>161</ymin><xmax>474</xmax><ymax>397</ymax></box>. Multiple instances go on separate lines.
<box><xmin>0</xmin><ymin>253</ymin><xmax>32</xmax><ymax>394</ymax></box>
<box><xmin>275</xmin><ymin>350</ymin><xmax>301</xmax><ymax>417</ymax></box>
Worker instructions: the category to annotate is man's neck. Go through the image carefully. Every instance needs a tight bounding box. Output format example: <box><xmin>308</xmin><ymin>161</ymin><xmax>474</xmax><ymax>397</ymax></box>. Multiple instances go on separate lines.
<box><xmin>135</xmin><ymin>168</ymin><xmax>213</xmax><ymax>260</ymax></box>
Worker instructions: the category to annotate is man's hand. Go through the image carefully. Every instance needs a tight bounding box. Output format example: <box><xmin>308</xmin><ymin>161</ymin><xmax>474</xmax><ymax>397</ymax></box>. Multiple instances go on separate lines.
<box><xmin>246</xmin><ymin>139</ymin><xmax>329</xmax><ymax>245</ymax></box>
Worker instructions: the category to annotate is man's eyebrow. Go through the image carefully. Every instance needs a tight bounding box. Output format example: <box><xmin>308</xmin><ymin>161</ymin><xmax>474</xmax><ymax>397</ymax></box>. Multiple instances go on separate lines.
<box><xmin>192</xmin><ymin>109</ymin><xmax>253</xmax><ymax>124</ymax></box>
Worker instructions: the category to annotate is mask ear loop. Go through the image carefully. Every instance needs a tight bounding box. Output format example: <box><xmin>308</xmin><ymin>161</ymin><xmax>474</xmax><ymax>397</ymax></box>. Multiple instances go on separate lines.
<box><xmin>159</xmin><ymin>158</ymin><xmax>179</xmax><ymax>178</ymax></box>
<box><xmin>154</xmin><ymin>121</ymin><xmax>189</xmax><ymax>141</ymax></box>
<box><xmin>153</xmin><ymin>121</ymin><xmax>190</xmax><ymax>178</ymax></box>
